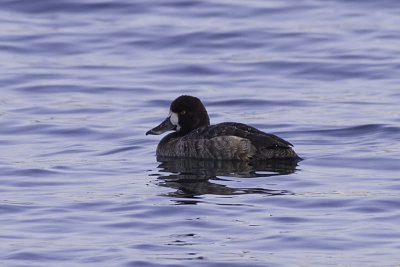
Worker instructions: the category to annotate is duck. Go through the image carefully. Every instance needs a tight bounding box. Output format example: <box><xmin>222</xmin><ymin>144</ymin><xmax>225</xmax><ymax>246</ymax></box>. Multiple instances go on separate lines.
<box><xmin>146</xmin><ymin>95</ymin><xmax>299</xmax><ymax>161</ymax></box>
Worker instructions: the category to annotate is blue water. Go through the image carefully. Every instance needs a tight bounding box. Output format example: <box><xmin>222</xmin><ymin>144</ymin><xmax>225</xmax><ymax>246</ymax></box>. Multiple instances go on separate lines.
<box><xmin>1</xmin><ymin>0</ymin><xmax>400</xmax><ymax>266</ymax></box>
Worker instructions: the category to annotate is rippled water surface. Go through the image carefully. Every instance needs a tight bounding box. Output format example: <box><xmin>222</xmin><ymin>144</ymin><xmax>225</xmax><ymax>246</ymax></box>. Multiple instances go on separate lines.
<box><xmin>1</xmin><ymin>0</ymin><xmax>400</xmax><ymax>266</ymax></box>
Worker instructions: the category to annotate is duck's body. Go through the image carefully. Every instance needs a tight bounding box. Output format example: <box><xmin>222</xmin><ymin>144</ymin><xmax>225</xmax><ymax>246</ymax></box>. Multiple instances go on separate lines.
<box><xmin>156</xmin><ymin>122</ymin><xmax>298</xmax><ymax>160</ymax></box>
<box><xmin>146</xmin><ymin>96</ymin><xmax>299</xmax><ymax>161</ymax></box>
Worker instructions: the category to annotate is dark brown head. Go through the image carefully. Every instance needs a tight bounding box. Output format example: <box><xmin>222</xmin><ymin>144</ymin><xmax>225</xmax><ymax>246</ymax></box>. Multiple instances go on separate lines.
<box><xmin>146</xmin><ymin>95</ymin><xmax>210</xmax><ymax>136</ymax></box>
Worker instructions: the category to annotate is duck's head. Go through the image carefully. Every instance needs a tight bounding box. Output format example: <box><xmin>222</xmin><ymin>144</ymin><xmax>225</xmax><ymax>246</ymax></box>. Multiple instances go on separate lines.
<box><xmin>146</xmin><ymin>95</ymin><xmax>210</xmax><ymax>136</ymax></box>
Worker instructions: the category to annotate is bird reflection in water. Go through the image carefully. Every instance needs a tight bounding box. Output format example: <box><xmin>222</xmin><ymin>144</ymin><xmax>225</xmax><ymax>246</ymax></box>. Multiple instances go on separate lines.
<box><xmin>154</xmin><ymin>156</ymin><xmax>299</xmax><ymax>200</ymax></box>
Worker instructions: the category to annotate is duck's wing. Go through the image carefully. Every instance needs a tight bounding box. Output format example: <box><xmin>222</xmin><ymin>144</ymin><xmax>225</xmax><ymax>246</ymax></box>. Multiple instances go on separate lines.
<box><xmin>185</xmin><ymin>122</ymin><xmax>293</xmax><ymax>148</ymax></box>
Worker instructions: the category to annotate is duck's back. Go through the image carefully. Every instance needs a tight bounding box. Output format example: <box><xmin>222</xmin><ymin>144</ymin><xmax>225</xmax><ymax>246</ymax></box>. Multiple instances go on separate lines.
<box><xmin>156</xmin><ymin>122</ymin><xmax>299</xmax><ymax>160</ymax></box>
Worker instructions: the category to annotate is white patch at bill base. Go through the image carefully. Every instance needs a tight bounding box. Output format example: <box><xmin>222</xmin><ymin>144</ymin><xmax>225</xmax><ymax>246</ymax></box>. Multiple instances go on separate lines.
<box><xmin>169</xmin><ymin>111</ymin><xmax>181</xmax><ymax>131</ymax></box>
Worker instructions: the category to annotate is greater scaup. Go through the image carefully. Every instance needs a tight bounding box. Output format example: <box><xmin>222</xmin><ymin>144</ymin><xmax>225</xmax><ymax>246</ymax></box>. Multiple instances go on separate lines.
<box><xmin>146</xmin><ymin>95</ymin><xmax>299</xmax><ymax>160</ymax></box>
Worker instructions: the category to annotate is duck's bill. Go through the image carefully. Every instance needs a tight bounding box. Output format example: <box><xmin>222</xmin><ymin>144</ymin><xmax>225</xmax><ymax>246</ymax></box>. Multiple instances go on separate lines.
<box><xmin>146</xmin><ymin>117</ymin><xmax>176</xmax><ymax>135</ymax></box>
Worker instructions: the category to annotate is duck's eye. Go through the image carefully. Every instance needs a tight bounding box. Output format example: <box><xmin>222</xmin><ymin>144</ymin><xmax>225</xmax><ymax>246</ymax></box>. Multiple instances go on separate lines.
<box><xmin>180</xmin><ymin>110</ymin><xmax>186</xmax><ymax>115</ymax></box>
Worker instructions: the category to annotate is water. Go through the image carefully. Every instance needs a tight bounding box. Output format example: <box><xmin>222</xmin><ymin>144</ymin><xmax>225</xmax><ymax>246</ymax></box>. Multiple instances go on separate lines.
<box><xmin>1</xmin><ymin>0</ymin><xmax>400</xmax><ymax>266</ymax></box>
